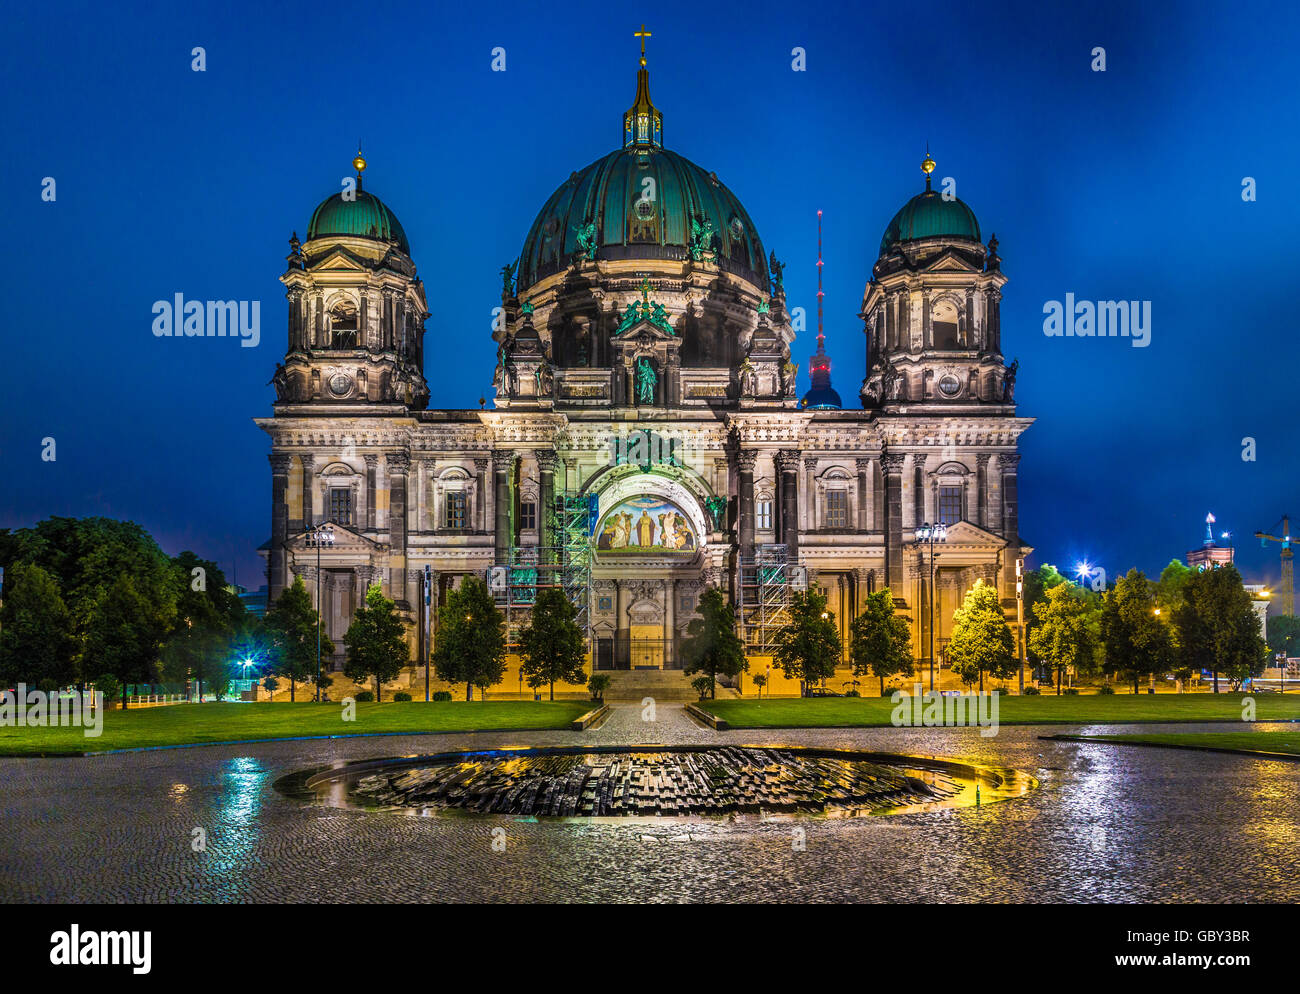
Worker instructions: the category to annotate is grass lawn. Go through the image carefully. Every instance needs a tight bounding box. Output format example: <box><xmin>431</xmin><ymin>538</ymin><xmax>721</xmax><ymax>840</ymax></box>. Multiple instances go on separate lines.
<box><xmin>1046</xmin><ymin>730</ymin><xmax>1300</xmax><ymax>760</ymax></box>
<box><xmin>0</xmin><ymin>701</ymin><xmax>592</xmax><ymax>757</ymax></box>
<box><xmin>697</xmin><ymin>694</ymin><xmax>1300</xmax><ymax>729</ymax></box>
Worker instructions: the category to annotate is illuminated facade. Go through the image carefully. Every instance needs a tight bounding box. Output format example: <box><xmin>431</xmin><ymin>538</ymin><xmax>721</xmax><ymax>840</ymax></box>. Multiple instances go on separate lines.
<box><xmin>257</xmin><ymin>40</ymin><xmax>1032</xmax><ymax>687</ymax></box>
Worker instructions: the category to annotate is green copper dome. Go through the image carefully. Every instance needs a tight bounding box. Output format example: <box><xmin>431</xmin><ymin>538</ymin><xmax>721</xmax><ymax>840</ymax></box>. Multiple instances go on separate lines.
<box><xmin>879</xmin><ymin>189</ymin><xmax>980</xmax><ymax>255</ymax></box>
<box><xmin>307</xmin><ymin>189</ymin><xmax>410</xmax><ymax>254</ymax></box>
<box><xmin>517</xmin><ymin>147</ymin><xmax>768</xmax><ymax>290</ymax></box>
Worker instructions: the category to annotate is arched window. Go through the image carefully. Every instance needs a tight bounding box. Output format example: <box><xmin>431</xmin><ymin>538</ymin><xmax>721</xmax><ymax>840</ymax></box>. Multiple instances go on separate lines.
<box><xmin>932</xmin><ymin>299</ymin><xmax>960</xmax><ymax>350</ymax></box>
<box><xmin>329</xmin><ymin>300</ymin><xmax>358</xmax><ymax>348</ymax></box>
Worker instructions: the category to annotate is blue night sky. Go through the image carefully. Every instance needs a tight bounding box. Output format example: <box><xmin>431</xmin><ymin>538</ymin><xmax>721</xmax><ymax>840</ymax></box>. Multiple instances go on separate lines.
<box><xmin>3</xmin><ymin>0</ymin><xmax>1298</xmax><ymax>594</ymax></box>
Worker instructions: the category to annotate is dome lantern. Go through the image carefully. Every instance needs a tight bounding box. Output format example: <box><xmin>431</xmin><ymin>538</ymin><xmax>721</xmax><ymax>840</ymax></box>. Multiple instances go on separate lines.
<box><xmin>623</xmin><ymin>24</ymin><xmax>663</xmax><ymax>149</ymax></box>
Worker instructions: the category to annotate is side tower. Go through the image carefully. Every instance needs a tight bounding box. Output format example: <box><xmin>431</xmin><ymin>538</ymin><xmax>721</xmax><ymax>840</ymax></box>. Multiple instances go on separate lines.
<box><xmin>274</xmin><ymin>152</ymin><xmax>429</xmax><ymax>414</ymax></box>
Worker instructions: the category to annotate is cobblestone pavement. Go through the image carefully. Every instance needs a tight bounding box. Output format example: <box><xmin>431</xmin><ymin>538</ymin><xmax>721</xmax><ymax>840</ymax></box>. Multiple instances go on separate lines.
<box><xmin>1</xmin><ymin>705</ymin><xmax>1298</xmax><ymax>903</ymax></box>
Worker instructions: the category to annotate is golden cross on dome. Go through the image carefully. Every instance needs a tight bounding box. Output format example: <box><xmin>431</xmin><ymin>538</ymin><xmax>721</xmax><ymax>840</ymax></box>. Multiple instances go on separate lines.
<box><xmin>639</xmin><ymin>277</ymin><xmax>652</xmax><ymax>306</ymax></box>
<box><xmin>635</xmin><ymin>24</ymin><xmax>651</xmax><ymax>65</ymax></box>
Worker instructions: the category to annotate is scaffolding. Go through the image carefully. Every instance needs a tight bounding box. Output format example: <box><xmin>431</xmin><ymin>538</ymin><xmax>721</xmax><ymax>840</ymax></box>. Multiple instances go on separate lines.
<box><xmin>491</xmin><ymin>493</ymin><xmax>594</xmax><ymax>650</ymax></box>
<box><xmin>738</xmin><ymin>544</ymin><xmax>805</xmax><ymax>654</ymax></box>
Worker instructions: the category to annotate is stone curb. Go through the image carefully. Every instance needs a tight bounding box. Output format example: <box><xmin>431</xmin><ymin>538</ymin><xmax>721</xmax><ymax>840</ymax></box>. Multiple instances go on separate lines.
<box><xmin>685</xmin><ymin>703</ymin><xmax>728</xmax><ymax>729</ymax></box>
<box><xmin>571</xmin><ymin>704</ymin><xmax>610</xmax><ymax>730</ymax></box>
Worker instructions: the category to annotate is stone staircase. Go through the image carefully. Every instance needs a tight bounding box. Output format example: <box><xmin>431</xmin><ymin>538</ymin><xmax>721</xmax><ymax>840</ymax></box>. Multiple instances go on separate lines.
<box><xmin>600</xmin><ymin>669</ymin><xmax>742</xmax><ymax>702</ymax></box>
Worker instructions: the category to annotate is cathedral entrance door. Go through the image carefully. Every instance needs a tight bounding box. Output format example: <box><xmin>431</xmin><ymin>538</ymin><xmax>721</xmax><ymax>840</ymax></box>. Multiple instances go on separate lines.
<box><xmin>627</xmin><ymin>625</ymin><xmax>664</xmax><ymax>668</ymax></box>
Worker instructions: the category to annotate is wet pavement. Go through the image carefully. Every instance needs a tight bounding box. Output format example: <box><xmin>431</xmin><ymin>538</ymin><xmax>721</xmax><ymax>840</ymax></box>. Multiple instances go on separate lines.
<box><xmin>1</xmin><ymin>705</ymin><xmax>1297</xmax><ymax>903</ymax></box>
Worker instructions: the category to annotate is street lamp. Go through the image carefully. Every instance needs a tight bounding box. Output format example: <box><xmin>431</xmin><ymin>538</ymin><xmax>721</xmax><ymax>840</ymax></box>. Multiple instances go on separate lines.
<box><xmin>306</xmin><ymin>522</ymin><xmax>335</xmax><ymax>702</ymax></box>
<box><xmin>1075</xmin><ymin>561</ymin><xmax>1092</xmax><ymax>587</ymax></box>
<box><xmin>916</xmin><ymin>522</ymin><xmax>948</xmax><ymax>692</ymax></box>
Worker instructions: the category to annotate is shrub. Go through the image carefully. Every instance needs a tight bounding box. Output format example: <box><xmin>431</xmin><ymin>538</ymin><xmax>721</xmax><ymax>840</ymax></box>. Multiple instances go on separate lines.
<box><xmin>93</xmin><ymin>673</ymin><xmax>121</xmax><ymax>704</ymax></box>
<box><xmin>690</xmin><ymin>675</ymin><xmax>713</xmax><ymax>701</ymax></box>
<box><xmin>882</xmin><ymin>685</ymin><xmax>901</xmax><ymax>697</ymax></box>
<box><xmin>393</xmin><ymin>691</ymin><xmax>412</xmax><ymax>702</ymax></box>
<box><xmin>432</xmin><ymin>690</ymin><xmax>452</xmax><ymax>702</ymax></box>
<box><xmin>1022</xmin><ymin>685</ymin><xmax>1041</xmax><ymax>695</ymax></box>
<box><xmin>844</xmin><ymin>689</ymin><xmax>860</xmax><ymax>698</ymax></box>
<box><xmin>1097</xmin><ymin>684</ymin><xmax>1115</xmax><ymax>695</ymax></box>
<box><xmin>1063</xmin><ymin>687</ymin><xmax>1079</xmax><ymax>695</ymax></box>
<box><xmin>355</xmin><ymin>690</ymin><xmax>375</xmax><ymax>702</ymax></box>
<box><xmin>588</xmin><ymin>673</ymin><xmax>611</xmax><ymax>702</ymax></box>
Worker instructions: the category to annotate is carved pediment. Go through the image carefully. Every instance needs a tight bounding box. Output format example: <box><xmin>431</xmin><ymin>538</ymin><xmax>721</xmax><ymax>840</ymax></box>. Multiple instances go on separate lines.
<box><xmin>285</xmin><ymin>523</ymin><xmax>384</xmax><ymax>553</ymax></box>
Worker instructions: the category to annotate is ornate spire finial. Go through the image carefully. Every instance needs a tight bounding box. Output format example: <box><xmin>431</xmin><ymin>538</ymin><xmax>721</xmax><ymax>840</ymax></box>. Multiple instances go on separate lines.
<box><xmin>921</xmin><ymin>143</ymin><xmax>936</xmax><ymax>192</ymax></box>
<box><xmin>623</xmin><ymin>26</ymin><xmax>662</xmax><ymax>148</ymax></box>
<box><xmin>635</xmin><ymin>23</ymin><xmax>651</xmax><ymax>66</ymax></box>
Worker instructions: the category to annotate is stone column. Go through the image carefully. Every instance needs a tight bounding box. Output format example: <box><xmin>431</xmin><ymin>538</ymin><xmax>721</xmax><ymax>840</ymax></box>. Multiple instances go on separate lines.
<box><xmin>298</xmin><ymin>454</ymin><xmax>313</xmax><ymax>532</ymax></box>
<box><xmin>975</xmin><ymin>453</ymin><xmax>991</xmax><ymax>529</ymax></box>
<box><xmin>804</xmin><ymin>457</ymin><xmax>818</xmax><ymax>531</ymax></box>
<box><xmin>1000</xmin><ymin>452</ymin><xmax>1021</xmax><ymax>596</ymax></box>
<box><xmin>474</xmin><ymin>458</ymin><xmax>489</xmax><ymax>533</ymax></box>
<box><xmin>856</xmin><ymin>458</ymin><xmax>871</xmax><ymax>532</ymax></box>
<box><xmin>386</xmin><ymin>452</ymin><xmax>410</xmax><ymax>607</ymax></box>
<box><xmin>776</xmin><ymin>449</ymin><xmax>801</xmax><ymax>561</ymax></box>
<box><xmin>535</xmin><ymin>449</ymin><xmax>556</xmax><ymax>549</ymax></box>
<box><xmin>737</xmin><ymin>448</ymin><xmax>757</xmax><ymax>557</ymax></box>
<box><xmin>882</xmin><ymin>452</ymin><xmax>906</xmax><ymax>592</ymax></box>
<box><xmin>664</xmin><ymin>579</ymin><xmax>675</xmax><ymax>664</ymax></box>
<box><xmin>415</xmin><ymin>458</ymin><xmax>432</xmax><ymax>533</ymax></box>
<box><xmin>269</xmin><ymin>453</ymin><xmax>292</xmax><ymax>598</ymax></box>
<box><xmin>493</xmin><ymin>449</ymin><xmax>512</xmax><ymax>562</ymax></box>
<box><xmin>364</xmin><ymin>454</ymin><xmax>378</xmax><ymax>531</ymax></box>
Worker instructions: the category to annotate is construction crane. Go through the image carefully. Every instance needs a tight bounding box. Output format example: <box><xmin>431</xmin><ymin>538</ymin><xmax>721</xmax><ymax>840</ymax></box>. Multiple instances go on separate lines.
<box><xmin>1256</xmin><ymin>515</ymin><xmax>1295</xmax><ymax>617</ymax></box>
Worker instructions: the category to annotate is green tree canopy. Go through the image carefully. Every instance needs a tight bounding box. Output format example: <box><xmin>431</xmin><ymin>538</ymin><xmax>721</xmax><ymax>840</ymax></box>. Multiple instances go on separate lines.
<box><xmin>82</xmin><ymin>574</ymin><xmax>174</xmax><ymax>706</ymax></box>
<box><xmin>848</xmin><ymin>588</ymin><xmax>912</xmax><ymax>696</ymax></box>
<box><xmin>343</xmin><ymin>584</ymin><xmax>410</xmax><ymax>701</ymax></box>
<box><xmin>264</xmin><ymin>576</ymin><xmax>333</xmax><ymax>701</ymax></box>
<box><xmin>1157</xmin><ymin>559</ymin><xmax>1194</xmax><ymax>614</ymax></box>
<box><xmin>0</xmin><ymin>563</ymin><xmax>78</xmax><ymax>687</ymax></box>
<box><xmin>948</xmin><ymin>579</ymin><xmax>1016</xmax><ymax>690</ymax></box>
<box><xmin>1266</xmin><ymin>614</ymin><xmax>1300</xmax><ymax>657</ymax></box>
<box><xmin>1101</xmin><ymin>568</ymin><xmax>1174</xmax><ymax>693</ymax></box>
<box><xmin>772</xmin><ymin>589</ymin><xmax>841</xmax><ymax>696</ymax></box>
<box><xmin>432</xmin><ymin>577</ymin><xmax>505</xmax><ymax>700</ymax></box>
<box><xmin>1029</xmin><ymin>582</ymin><xmax>1099</xmax><ymax>694</ymax></box>
<box><xmin>161</xmin><ymin>551</ymin><xmax>243</xmax><ymax>700</ymax></box>
<box><xmin>1175</xmin><ymin>564</ymin><xmax>1268</xmax><ymax>691</ymax></box>
<box><xmin>518</xmin><ymin>587</ymin><xmax>587</xmax><ymax>700</ymax></box>
<box><xmin>680</xmin><ymin>586</ymin><xmax>747</xmax><ymax>699</ymax></box>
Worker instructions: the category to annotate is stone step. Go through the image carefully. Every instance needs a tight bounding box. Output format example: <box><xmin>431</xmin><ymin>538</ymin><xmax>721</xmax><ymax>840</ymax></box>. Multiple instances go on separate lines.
<box><xmin>599</xmin><ymin>670</ymin><xmax>741</xmax><ymax>701</ymax></box>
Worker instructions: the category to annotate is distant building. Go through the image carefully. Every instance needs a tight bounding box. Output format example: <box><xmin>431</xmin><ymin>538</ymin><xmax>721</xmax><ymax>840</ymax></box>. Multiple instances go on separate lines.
<box><xmin>228</xmin><ymin>584</ymin><xmax>268</xmax><ymax>619</ymax></box>
<box><xmin>1187</xmin><ymin>512</ymin><xmax>1234</xmax><ymax>572</ymax></box>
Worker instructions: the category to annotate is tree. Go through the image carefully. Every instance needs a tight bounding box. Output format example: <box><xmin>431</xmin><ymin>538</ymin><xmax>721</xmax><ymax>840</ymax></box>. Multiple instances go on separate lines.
<box><xmin>751</xmin><ymin>672</ymin><xmax>768</xmax><ymax>698</ymax></box>
<box><xmin>1175</xmin><ymin>565</ymin><xmax>1268</xmax><ymax>691</ymax></box>
<box><xmin>81</xmin><ymin>574</ymin><xmax>174</xmax><ymax>707</ymax></box>
<box><xmin>772</xmin><ymin>589</ymin><xmax>841</xmax><ymax>696</ymax></box>
<box><xmin>1023</xmin><ymin>564</ymin><xmax>1072</xmax><ymax>677</ymax></box>
<box><xmin>263</xmin><ymin>576</ymin><xmax>333</xmax><ymax>701</ymax></box>
<box><xmin>848</xmin><ymin>588</ymin><xmax>912</xmax><ymax>696</ymax></box>
<box><xmin>432</xmin><ymin>577</ymin><xmax>505</xmax><ymax>700</ymax></box>
<box><xmin>1266</xmin><ymin>614</ymin><xmax>1300</xmax><ymax>658</ymax></box>
<box><xmin>343</xmin><ymin>584</ymin><xmax>410</xmax><ymax>702</ymax></box>
<box><xmin>518</xmin><ymin>588</ymin><xmax>587</xmax><ymax>700</ymax></box>
<box><xmin>161</xmin><ymin>552</ymin><xmax>240</xmax><ymax>701</ymax></box>
<box><xmin>680</xmin><ymin>587</ymin><xmax>747</xmax><ymax>699</ymax></box>
<box><xmin>588</xmin><ymin>673</ymin><xmax>610</xmax><ymax>702</ymax></box>
<box><xmin>1100</xmin><ymin>569</ymin><xmax>1173</xmax><ymax>693</ymax></box>
<box><xmin>0</xmin><ymin>563</ymin><xmax>78</xmax><ymax>688</ymax></box>
<box><xmin>948</xmin><ymin>580</ymin><xmax>1016</xmax><ymax>691</ymax></box>
<box><xmin>1156</xmin><ymin>559</ymin><xmax>1194</xmax><ymax>614</ymax></box>
<box><xmin>1028</xmin><ymin>583</ymin><xmax>1098</xmax><ymax>694</ymax></box>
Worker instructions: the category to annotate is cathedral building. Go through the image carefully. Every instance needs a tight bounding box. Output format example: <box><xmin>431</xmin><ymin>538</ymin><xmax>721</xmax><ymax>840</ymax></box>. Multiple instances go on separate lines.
<box><xmin>256</xmin><ymin>38</ymin><xmax>1032</xmax><ymax>693</ymax></box>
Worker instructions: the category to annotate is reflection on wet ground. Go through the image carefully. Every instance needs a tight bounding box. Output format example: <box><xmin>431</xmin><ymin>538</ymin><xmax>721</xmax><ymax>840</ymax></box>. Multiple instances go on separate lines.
<box><xmin>1</xmin><ymin>710</ymin><xmax>1298</xmax><ymax>903</ymax></box>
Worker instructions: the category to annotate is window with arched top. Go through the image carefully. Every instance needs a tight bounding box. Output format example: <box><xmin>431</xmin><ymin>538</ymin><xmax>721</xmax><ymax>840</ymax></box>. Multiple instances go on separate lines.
<box><xmin>931</xmin><ymin>298</ymin><xmax>960</xmax><ymax>350</ymax></box>
<box><xmin>329</xmin><ymin>299</ymin><xmax>359</xmax><ymax>348</ymax></box>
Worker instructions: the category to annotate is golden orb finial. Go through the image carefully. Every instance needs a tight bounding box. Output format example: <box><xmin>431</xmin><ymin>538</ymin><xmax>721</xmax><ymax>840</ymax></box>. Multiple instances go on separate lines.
<box><xmin>921</xmin><ymin>149</ymin><xmax>936</xmax><ymax>176</ymax></box>
<box><xmin>353</xmin><ymin>143</ymin><xmax>367</xmax><ymax>177</ymax></box>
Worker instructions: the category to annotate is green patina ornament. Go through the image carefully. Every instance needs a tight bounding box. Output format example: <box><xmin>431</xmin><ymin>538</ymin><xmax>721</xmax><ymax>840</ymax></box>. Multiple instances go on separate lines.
<box><xmin>615</xmin><ymin>301</ymin><xmax>640</xmax><ymax>335</ymax></box>
<box><xmin>634</xmin><ymin>357</ymin><xmax>657</xmax><ymax>403</ymax></box>
<box><xmin>521</xmin><ymin>299</ymin><xmax>535</xmax><ymax>316</ymax></box>
<box><xmin>575</xmin><ymin>218</ymin><xmax>598</xmax><ymax>259</ymax></box>
<box><xmin>705</xmin><ymin>496</ymin><xmax>727</xmax><ymax>529</ymax></box>
<box><xmin>648</xmin><ymin>301</ymin><xmax>673</xmax><ymax>334</ymax></box>
<box><xmin>689</xmin><ymin>216</ymin><xmax>717</xmax><ymax>261</ymax></box>
<box><xmin>757</xmin><ymin>298</ymin><xmax>771</xmax><ymax>315</ymax></box>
